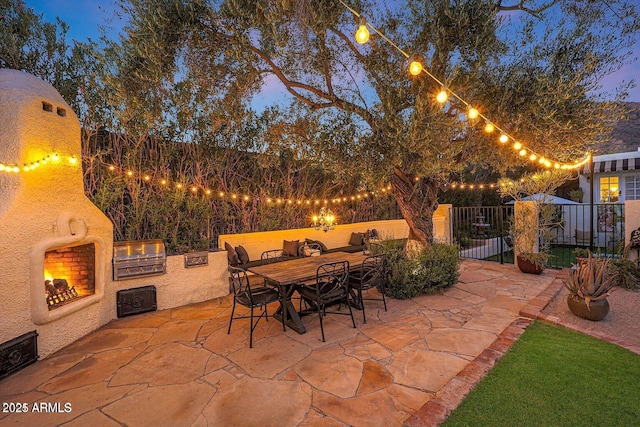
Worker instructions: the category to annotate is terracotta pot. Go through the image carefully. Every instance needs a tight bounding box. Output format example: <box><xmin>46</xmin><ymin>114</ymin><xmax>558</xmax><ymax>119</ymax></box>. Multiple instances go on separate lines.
<box><xmin>566</xmin><ymin>294</ymin><xmax>610</xmax><ymax>321</ymax></box>
<box><xmin>516</xmin><ymin>256</ymin><xmax>544</xmax><ymax>274</ymax></box>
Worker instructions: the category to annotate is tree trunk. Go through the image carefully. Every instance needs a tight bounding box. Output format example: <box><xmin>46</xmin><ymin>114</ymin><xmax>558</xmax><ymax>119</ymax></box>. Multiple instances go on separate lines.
<box><xmin>390</xmin><ymin>166</ymin><xmax>439</xmax><ymax>253</ymax></box>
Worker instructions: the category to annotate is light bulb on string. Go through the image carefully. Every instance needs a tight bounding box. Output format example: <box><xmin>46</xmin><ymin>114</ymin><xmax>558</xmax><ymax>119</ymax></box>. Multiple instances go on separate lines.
<box><xmin>519</xmin><ymin>149</ymin><xmax>527</xmax><ymax>157</ymax></box>
<box><xmin>499</xmin><ymin>134</ymin><xmax>509</xmax><ymax>143</ymax></box>
<box><xmin>355</xmin><ymin>17</ymin><xmax>369</xmax><ymax>44</ymax></box>
<box><xmin>409</xmin><ymin>59</ymin><xmax>423</xmax><ymax>76</ymax></box>
<box><xmin>436</xmin><ymin>89</ymin><xmax>448</xmax><ymax>103</ymax></box>
<box><xmin>513</xmin><ymin>142</ymin><xmax>522</xmax><ymax>150</ymax></box>
<box><xmin>468</xmin><ymin>107</ymin><xmax>479</xmax><ymax>120</ymax></box>
<box><xmin>484</xmin><ymin>122</ymin><xmax>495</xmax><ymax>133</ymax></box>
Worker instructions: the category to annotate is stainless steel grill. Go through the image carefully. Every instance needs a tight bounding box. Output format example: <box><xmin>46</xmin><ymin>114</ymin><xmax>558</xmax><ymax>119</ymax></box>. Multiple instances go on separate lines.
<box><xmin>113</xmin><ymin>239</ymin><xmax>166</xmax><ymax>281</ymax></box>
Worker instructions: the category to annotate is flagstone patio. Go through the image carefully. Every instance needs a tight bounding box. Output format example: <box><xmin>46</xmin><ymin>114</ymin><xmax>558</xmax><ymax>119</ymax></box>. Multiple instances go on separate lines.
<box><xmin>0</xmin><ymin>260</ymin><xmax>560</xmax><ymax>426</ymax></box>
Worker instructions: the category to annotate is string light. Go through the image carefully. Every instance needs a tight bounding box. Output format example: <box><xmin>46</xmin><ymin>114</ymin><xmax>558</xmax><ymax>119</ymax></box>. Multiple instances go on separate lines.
<box><xmin>436</xmin><ymin>89</ymin><xmax>448</xmax><ymax>103</ymax></box>
<box><xmin>339</xmin><ymin>1</ymin><xmax>592</xmax><ymax>170</ymax></box>
<box><xmin>409</xmin><ymin>59</ymin><xmax>423</xmax><ymax>76</ymax></box>
<box><xmin>102</xmin><ymin>163</ymin><xmax>389</xmax><ymax>206</ymax></box>
<box><xmin>355</xmin><ymin>17</ymin><xmax>370</xmax><ymax>44</ymax></box>
<box><xmin>0</xmin><ymin>153</ymin><xmax>78</xmax><ymax>175</ymax></box>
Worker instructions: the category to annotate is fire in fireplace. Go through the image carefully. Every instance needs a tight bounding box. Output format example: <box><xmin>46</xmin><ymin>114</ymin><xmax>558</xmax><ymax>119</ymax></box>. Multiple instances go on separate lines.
<box><xmin>44</xmin><ymin>243</ymin><xmax>96</xmax><ymax>310</ymax></box>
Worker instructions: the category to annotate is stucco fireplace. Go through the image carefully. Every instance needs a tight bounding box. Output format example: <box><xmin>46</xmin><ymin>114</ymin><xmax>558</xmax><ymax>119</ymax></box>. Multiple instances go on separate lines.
<box><xmin>0</xmin><ymin>69</ymin><xmax>114</xmax><ymax>357</ymax></box>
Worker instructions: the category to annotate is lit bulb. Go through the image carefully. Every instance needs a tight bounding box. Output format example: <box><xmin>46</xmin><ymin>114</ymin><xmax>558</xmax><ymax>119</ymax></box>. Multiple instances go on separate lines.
<box><xmin>12</xmin><ymin>166</ymin><xmax>19</xmax><ymax>173</ymax></box>
<box><xmin>513</xmin><ymin>142</ymin><xmax>522</xmax><ymax>150</ymax></box>
<box><xmin>499</xmin><ymin>134</ymin><xmax>509</xmax><ymax>143</ymax></box>
<box><xmin>409</xmin><ymin>60</ymin><xmax>422</xmax><ymax>76</ymax></box>
<box><xmin>144</xmin><ymin>175</ymin><xmax>151</xmax><ymax>181</ymax></box>
<box><xmin>69</xmin><ymin>156</ymin><xmax>78</xmax><ymax>165</ymax></box>
<box><xmin>244</xmin><ymin>195</ymin><xmax>249</xmax><ymax>201</ymax></box>
<box><xmin>160</xmin><ymin>179</ymin><xmax>167</xmax><ymax>185</ymax></box>
<box><xmin>436</xmin><ymin>90</ymin><xmax>448</xmax><ymax>103</ymax></box>
<box><xmin>468</xmin><ymin>107</ymin><xmax>479</xmax><ymax>120</ymax></box>
<box><xmin>219</xmin><ymin>192</ymin><xmax>225</xmax><ymax>197</ymax></box>
<box><xmin>267</xmin><ymin>198</ymin><xmax>272</xmax><ymax>203</ymax></box>
<box><xmin>109</xmin><ymin>165</ymin><xmax>115</xmax><ymax>171</ymax></box>
<box><xmin>191</xmin><ymin>186</ymin><xmax>198</xmax><ymax>193</ymax></box>
<box><xmin>0</xmin><ymin>164</ymin><xmax>5</xmax><ymax>171</ymax></box>
<box><xmin>177</xmin><ymin>183</ymin><xmax>183</xmax><ymax>189</ymax></box>
<box><xmin>205</xmin><ymin>189</ymin><xmax>212</xmax><ymax>195</ymax></box>
<box><xmin>529</xmin><ymin>154</ymin><xmax>537</xmax><ymax>161</ymax></box>
<box><xmin>355</xmin><ymin>23</ymin><xmax>370</xmax><ymax>44</ymax></box>
<box><xmin>126</xmin><ymin>170</ymin><xmax>133</xmax><ymax>177</ymax></box>
<box><xmin>484</xmin><ymin>122</ymin><xmax>495</xmax><ymax>133</ymax></box>
<box><xmin>519</xmin><ymin>149</ymin><xmax>527</xmax><ymax>156</ymax></box>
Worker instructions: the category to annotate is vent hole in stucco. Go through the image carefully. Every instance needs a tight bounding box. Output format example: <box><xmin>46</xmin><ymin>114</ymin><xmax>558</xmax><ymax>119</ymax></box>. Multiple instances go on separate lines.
<box><xmin>56</xmin><ymin>107</ymin><xmax>66</xmax><ymax>117</ymax></box>
<box><xmin>42</xmin><ymin>101</ymin><xmax>53</xmax><ymax>112</ymax></box>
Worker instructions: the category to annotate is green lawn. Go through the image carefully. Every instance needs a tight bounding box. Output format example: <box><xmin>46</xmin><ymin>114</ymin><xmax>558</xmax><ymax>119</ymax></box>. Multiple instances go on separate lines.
<box><xmin>443</xmin><ymin>322</ymin><xmax>640</xmax><ymax>427</ymax></box>
<box><xmin>482</xmin><ymin>245</ymin><xmax>612</xmax><ymax>268</ymax></box>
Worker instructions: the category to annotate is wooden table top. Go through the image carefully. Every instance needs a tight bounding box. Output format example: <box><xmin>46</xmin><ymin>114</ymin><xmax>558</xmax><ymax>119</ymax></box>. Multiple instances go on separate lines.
<box><xmin>247</xmin><ymin>251</ymin><xmax>369</xmax><ymax>285</ymax></box>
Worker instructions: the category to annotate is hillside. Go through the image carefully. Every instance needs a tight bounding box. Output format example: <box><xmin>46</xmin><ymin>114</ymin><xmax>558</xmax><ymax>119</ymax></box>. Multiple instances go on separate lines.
<box><xmin>601</xmin><ymin>102</ymin><xmax>640</xmax><ymax>154</ymax></box>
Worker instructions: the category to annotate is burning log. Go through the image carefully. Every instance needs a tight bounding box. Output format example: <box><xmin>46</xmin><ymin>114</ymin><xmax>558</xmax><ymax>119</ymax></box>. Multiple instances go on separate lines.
<box><xmin>44</xmin><ymin>279</ymin><xmax>78</xmax><ymax>309</ymax></box>
<box><xmin>45</xmin><ymin>280</ymin><xmax>57</xmax><ymax>297</ymax></box>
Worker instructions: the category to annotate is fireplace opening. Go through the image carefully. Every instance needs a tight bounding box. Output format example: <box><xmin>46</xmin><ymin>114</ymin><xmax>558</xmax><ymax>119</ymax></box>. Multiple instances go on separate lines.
<box><xmin>44</xmin><ymin>243</ymin><xmax>96</xmax><ymax>310</ymax></box>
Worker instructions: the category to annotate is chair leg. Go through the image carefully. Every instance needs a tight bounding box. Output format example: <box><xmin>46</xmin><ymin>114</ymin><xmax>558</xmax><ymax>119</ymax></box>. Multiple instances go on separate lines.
<box><xmin>346</xmin><ymin>294</ymin><xmax>356</xmax><ymax>328</ymax></box>
<box><xmin>227</xmin><ymin>300</ymin><xmax>236</xmax><ymax>334</ymax></box>
<box><xmin>359</xmin><ymin>287</ymin><xmax>366</xmax><ymax>324</ymax></box>
<box><xmin>318</xmin><ymin>305</ymin><xmax>326</xmax><ymax>342</ymax></box>
<box><xmin>249</xmin><ymin>307</ymin><xmax>254</xmax><ymax>348</ymax></box>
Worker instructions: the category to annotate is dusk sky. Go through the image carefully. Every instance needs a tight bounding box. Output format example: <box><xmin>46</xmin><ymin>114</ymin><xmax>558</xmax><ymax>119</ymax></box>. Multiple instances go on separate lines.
<box><xmin>26</xmin><ymin>0</ymin><xmax>640</xmax><ymax>104</ymax></box>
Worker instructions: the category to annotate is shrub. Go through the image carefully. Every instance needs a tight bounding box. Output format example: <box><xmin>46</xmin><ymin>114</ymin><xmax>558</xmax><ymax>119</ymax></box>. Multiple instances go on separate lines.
<box><xmin>386</xmin><ymin>242</ymin><xmax>460</xmax><ymax>299</ymax></box>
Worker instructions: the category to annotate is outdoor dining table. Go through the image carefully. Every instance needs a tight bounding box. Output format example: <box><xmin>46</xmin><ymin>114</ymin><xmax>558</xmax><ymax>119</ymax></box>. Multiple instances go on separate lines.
<box><xmin>247</xmin><ymin>251</ymin><xmax>368</xmax><ymax>334</ymax></box>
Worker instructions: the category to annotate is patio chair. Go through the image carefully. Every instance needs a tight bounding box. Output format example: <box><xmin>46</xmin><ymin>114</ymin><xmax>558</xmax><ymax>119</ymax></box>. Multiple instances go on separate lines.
<box><xmin>260</xmin><ymin>249</ymin><xmax>290</xmax><ymax>264</ymax></box>
<box><xmin>228</xmin><ymin>266</ymin><xmax>284</xmax><ymax>348</ymax></box>
<box><xmin>297</xmin><ymin>261</ymin><xmax>356</xmax><ymax>342</ymax></box>
<box><xmin>260</xmin><ymin>249</ymin><xmax>290</xmax><ymax>290</ymax></box>
<box><xmin>347</xmin><ymin>254</ymin><xmax>387</xmax><ymax>324</ymax></box>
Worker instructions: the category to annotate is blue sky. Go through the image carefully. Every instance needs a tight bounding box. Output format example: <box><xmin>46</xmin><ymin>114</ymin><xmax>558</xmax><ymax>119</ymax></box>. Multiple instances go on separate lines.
<box><xmin>25</xmin><ymin>0</ymin><xmax>640</xmax><ymax>103</ymax></box>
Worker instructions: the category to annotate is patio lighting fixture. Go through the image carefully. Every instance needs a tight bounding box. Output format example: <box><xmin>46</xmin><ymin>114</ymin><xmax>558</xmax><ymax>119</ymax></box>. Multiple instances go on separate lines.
<box><xmin>340</xmin><ymin>0</ymin><xmax>592</xmax><ymax>170</ymax></box>
<box><xmin>409</xmin><ymin>59</ymin><xmax>423</xmax><ymax>76</ymax></box>
<box><xmin>436</xmin><ymin>89</ymin><xmax>448</xmax><ymax>103</ymax></box>
<box><xmin>355</xmin><ymin>18</ymin><xmax>370</xmax><ymax>44</ymax></box>
<box><xmin>312</xmin><ymin>207</ymin><xmax>337</xmax><ymax>233</ymax></box>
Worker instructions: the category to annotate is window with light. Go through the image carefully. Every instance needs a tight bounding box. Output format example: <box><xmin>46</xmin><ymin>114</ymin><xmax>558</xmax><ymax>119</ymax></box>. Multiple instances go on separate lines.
<box><xmin>625</xmin><ymin>175</ymin><xmax>640</xmax><ymax>201</ymax></box>
<box><xmin>599</xmin><ymin>176</ymin><xmax>619</xmax><ymax>202</ymax></box>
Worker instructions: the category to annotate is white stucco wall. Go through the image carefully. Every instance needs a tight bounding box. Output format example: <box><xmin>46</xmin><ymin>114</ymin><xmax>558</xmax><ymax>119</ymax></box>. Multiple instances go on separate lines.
<box><xmin>0</xmin><ymin>70</ymin><xmax>231</xmax><ymax>359</ymax></box>
<box><xmin>219</xmin><ymin>204</ymin><xmax>453</xmax><ymax>260</ymax></box>
<box><xmin>114</xmin><ymin>251</ymin><xmax>229</xmax><ymax>310</ymax></box>
<box><xmin>625</xmin><ymin>200</ymin><xmax>640</xmax><ymax>263</ymax></box>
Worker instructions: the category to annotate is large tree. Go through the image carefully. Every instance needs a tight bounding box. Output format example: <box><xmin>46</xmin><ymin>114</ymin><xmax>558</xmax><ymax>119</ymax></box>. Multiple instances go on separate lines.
<box><xmin>95</xmin><ymin>0</ymin><xmax>638</xmax><ymax>248</ymax></box>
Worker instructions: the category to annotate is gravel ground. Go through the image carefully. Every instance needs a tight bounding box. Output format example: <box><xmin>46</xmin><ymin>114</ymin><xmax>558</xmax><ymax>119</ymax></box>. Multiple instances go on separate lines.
<box><xmin>542</xmin><ymin>283</ymin><xmax>640</xmax><ymax>349</ymax></box>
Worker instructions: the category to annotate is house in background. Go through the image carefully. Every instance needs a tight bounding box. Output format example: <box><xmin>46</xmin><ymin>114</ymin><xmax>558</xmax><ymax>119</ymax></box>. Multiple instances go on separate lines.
<box><xmin>579</xmin><ymin>147</ymin><xmax>640</xmax><ymax>204</ymax></box>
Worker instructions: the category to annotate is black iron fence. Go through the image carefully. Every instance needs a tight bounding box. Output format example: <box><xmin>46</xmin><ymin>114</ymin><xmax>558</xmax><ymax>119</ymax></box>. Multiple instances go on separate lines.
<box><xmin>452</xmin><ymin>203</ymin><xmax>626</xmax><ymax>269</ymax></box>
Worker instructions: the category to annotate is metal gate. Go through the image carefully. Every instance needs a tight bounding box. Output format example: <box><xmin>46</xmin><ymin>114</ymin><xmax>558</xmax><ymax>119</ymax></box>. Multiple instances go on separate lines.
<box><xmin>452</xmin><ymin>203</ymin><xmax>625</xmax><ymax>268</ymax></box>
<box><xmin>452</xmin><ymin>206</ymin><xmax>513</xmax><ymax>264</ymax></box>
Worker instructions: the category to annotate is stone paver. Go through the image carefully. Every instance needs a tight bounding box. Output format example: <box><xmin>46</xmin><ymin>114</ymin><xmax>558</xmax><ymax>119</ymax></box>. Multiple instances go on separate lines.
<box><xmin>0</xmin><ymin>260</ymin><xmax>562</xmax><ymax>427</ymax></box>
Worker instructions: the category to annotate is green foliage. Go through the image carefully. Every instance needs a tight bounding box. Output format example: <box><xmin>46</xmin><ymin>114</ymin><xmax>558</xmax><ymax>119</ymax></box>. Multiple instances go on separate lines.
<box><xmin>385</xmin><ymin>242</ymin><xmax>460</xmax><ymax>299</ymax></box>
<box><xmin>563</xmin><ymin>253</ymin><xmax>615</xmax><ymax>305</ymax></box>
<box><xmin>609</xmin><ymin>257</ymin><xmax>640</xmax><ymax>291</ymax></box>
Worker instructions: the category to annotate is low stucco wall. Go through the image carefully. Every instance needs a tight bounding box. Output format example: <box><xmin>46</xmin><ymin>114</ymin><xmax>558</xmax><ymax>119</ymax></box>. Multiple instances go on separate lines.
<box><xmin>113</xmin><ymin>251</ymin><xmax>229</xmax><ymax>311</ymax></box>
<box><xmin>219</xmin><ymin>207</ymin><xmax>453</xmax><ymax>262</ymax></box>
<box><xmin>219</xmin><ymin>219</ymin><xmax>410</xmax><ymax>261</ymax></box>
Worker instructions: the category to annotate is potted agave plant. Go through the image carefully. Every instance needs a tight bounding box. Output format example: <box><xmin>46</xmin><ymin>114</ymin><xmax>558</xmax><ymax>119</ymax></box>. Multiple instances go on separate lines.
<box><xmin>563</xmin><ymin>253</ymin><xmax>615</xmax><ymax>321</ymax></box>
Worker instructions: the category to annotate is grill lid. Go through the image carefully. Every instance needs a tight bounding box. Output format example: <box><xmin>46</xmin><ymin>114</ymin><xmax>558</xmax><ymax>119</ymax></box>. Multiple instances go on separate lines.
<box><xmin>113</xmin><ymin>239</ymin><xmax>166</xmax><ymax>280</ymax></box>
